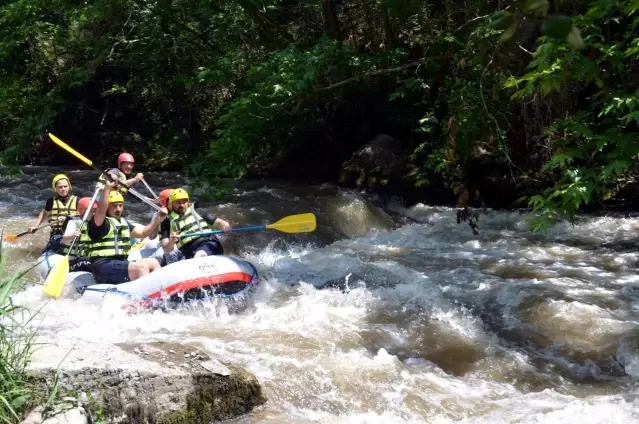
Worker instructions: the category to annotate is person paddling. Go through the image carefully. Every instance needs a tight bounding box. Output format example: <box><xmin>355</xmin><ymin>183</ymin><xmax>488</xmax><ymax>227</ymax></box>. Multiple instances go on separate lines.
<box><xmin>87</xmin><ymin>179</ymin><xmax>168</xmax><ymax>284</ymax></box>
<box><xmin>149</xmin><ymin>189</ymin><xmax>184</xmax><ymax>266</ymax></box>
<box><xmin>160</xmin><ymin>188</ymin><xmax>232</xmax><ymax>259</ymax></box>
<box><xmin>97</xmin><ymin>152</ymin><xmax>144</xmax><ymax>197</ymax></box>
<box><xmin>60</xmin><ymin>197</ymin><xmax>97</xmax><ymax>272</ymax></box>
<box><xmin>29</xmin><ymin>174</ymin><xmax>79</xmax><ymax>253</ymax></box>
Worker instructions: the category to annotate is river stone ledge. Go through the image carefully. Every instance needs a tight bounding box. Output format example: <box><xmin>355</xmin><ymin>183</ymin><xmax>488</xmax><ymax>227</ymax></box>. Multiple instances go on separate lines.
<box><xmin>23</xmin><ymin>337</ymin><xmax>266</xmax><ymax>424</ymax></box>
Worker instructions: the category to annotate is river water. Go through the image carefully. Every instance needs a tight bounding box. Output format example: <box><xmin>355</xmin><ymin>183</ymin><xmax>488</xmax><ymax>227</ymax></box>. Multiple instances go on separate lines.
<box><xmin>2</xmin><ymin>166</ymin><xmax>639</xmax><ymax>423</ymax></box>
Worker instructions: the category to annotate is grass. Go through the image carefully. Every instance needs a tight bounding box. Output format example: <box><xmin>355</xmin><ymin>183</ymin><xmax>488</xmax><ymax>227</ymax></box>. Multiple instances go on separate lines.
<box><xmin>0</xmin><ymin>232</ymin><xmax>39</xmax><ymax>423</ymax></box>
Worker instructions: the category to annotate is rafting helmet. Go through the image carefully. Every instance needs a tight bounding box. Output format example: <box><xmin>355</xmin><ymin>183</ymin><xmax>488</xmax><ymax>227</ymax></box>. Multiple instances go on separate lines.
<box><xmin>117</xmin><ymin>152</ymin><xmax>135</xmax><ymax>167</ymax></box>
<box><xmin>158</xmin><ymin>189</ymin><xmax>173</xmax><ymax>207</ymax></box>
<box><xmin>168</xmin><ymin>188</ymin><xmax>189</xmax><ymax>205</ymax></box>
<box><xmin>108</xmin><ymin>191</ymin><xmax>124</xmax><ymax>204</ymax></box>
<box><xmin>78</xmin><ymin>197</ymin><xmax>98</xmax><ymax>214</ymax></box>
<box><xmin>52</xmin><ymin>174</ymin><xmax>71</xmax><ymax>190</ymax></box>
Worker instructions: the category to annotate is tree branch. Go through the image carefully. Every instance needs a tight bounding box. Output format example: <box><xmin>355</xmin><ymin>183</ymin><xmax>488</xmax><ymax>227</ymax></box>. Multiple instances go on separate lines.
<box><xmin>315</xmin><ymin>61</ymin><xmax>423</xmax><ymax>91</ymax></box>
<box><xmin>456</xmin><ymin>14</ymin><xmax>490</xmax><ymax>32</ymax></box>
<box><xmin>237</xmin><ymin>0</ymin><xmax>293</xmax><ymax>46</ymax></box>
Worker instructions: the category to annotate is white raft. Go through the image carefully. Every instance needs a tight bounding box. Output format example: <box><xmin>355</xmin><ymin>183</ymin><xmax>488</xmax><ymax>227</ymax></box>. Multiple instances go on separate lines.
<box><xmin>66</xmin><ymin>255</ymin><xmax>259</xmax><ymax>310</ymax></box>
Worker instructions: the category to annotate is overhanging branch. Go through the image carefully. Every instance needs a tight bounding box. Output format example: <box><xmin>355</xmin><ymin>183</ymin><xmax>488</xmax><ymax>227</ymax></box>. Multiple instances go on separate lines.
<box><xmin>315</xmin><ymin>61</ymin><xmax>423</xmax><ymax>91</ymax></box>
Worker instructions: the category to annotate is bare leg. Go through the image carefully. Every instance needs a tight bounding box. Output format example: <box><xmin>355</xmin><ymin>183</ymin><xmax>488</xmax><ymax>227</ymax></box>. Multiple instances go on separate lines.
<box><xmin>127</xmin><ymin>258</ymin><xmax>161</xmax><ymax>281</ymax></box>
<box><xmin>194</xmin><ymin>250</ymin><xmax>208</xmax><ymax>258</ymax></box>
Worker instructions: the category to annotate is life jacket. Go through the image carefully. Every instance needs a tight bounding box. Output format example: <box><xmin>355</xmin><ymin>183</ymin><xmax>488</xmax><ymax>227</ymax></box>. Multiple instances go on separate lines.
<box><xmin>60</xmin><ymin>216</ymin><xmax>91</xmax><ymax>257</ymax></box>
<box><xmin>97</xmin><ymin>168</ymin><xmax>129</xmax><ymax>195</ymax></box>
<box><xmin>49</xmin><ymin>196</ymin><xmax>79</xmax><ymax>234</ymax></box>
<box><xmin>87</xmin><ymin>216</ymin><xmax>131</xmax><ymax>260</ymax></box>
<box><xmin>169</xmin><ymin>207</ymin><xmax>211</xmax><ymax>249</ymax></box>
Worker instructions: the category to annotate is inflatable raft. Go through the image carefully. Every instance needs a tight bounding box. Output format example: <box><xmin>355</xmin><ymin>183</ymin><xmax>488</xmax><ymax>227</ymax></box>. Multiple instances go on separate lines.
<box><xmin>34</xmin><ymin>237</ymin><xmax>258</xmax><ymax>311</ymax></box>
<box><xmin>67</xmin><ymin>255</ymin><xmax>259</xmax><ymax>310</ymax></box>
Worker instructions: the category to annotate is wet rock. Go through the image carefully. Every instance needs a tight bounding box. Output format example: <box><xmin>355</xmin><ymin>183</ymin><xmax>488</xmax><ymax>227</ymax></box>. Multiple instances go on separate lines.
<box><xmin>21</xmin><ymin>406</ymin><xmax>89</xmax><ymax>424</ymax></box>
<box><xmin>21</xmin><ymin>406</ymin><xmax>45</xmax><ymax>424</ymax></box>
<box><xmin>339</xmin><ymin>134</ymin><xmax>409</xmax><ymax>191</ymax></box>
<box><xmin>27</xmin><ymin>337</ymin><xmax>266</xmax><ymax>424</ymax></box>
<box><xmin>199</xmin><ymin>359</ymin><xmax>231</xmax><ymax>376</ymax></box>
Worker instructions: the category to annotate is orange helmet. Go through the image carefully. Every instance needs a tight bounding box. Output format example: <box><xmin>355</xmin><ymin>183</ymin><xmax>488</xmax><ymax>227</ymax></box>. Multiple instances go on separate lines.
<box><xmin>78</xmin><ymin>197</ymin><xmax>98</xmax><ymax>214</ymax></box>
<box><xmin>158</xmin><ymin>189</ymin><xmax>173</xmax><ymax>208</ymax></box>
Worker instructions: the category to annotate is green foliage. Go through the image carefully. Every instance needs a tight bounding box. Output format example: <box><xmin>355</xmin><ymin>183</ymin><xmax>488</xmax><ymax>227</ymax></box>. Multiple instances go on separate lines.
<box><xmin>506</xmin><ymin>0</ymin><xmax>639</xmax><ymax>229</ymax></box>
<box><xmin>1</xmin><ymin>0</ymin><xmax>639</xmax><ymax>228</ymax></box>
<box><xmin>0</xmin><ymin>241</ymin><xmax>39</xmax><ymax>423</ymax></box>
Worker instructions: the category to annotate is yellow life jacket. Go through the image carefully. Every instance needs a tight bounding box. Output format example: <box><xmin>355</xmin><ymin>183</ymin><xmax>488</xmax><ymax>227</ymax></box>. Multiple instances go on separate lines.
<box><xmin>60</xmin><ymin>216</ymin><xmax>91</xmax><ymax>257</ymax></box>
<box><xmin>169</xmin><ymin>207</ymin><xmax>210</xmax><ymax>249</ymax></box>
<box><xmin>49</xmin><ymin>196</ymin><xmax>79</xmax><ymax>234</ymax></box>
<box><xmin>97</xmin><ymin>168</ymin><xmax>129</xmax><ymax>195</ymax></box>
<box><xmin>87</xmin><ymin>216</ymin><xmax>131</xmax><ymax>259</ymax></box>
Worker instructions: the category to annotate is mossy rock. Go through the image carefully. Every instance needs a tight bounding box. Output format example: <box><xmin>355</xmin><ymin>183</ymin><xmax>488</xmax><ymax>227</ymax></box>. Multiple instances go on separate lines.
<box><xmin>157</xmin><ymin>365</ymin><xmax>266</xmax><ymax>424</ymax></box>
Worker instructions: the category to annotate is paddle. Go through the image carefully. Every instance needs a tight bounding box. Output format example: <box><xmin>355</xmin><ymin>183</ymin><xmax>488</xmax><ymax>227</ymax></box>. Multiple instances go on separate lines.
<box><xmin>47</xmin><ymin>132</ymin><xmax>158</xmax><ymax>208</ymax></box>
<box><xmin>140</xmin><ymin>178</ymin><xmax>158</xmax><ymax>200</ymax></box>
<box><xmin>180</xmin><ymin>213</ymin><xmax>317</xmax><ymax>238</ymax></box>
<box><xmin>3</xmin><ymin>223</ymin><xmax>52</xmax><ymax>242</ymax></box>
<box><xmin>42</xmin><ymin>187</ymin><xmax>100</xmax><ymax>298</ymax></box>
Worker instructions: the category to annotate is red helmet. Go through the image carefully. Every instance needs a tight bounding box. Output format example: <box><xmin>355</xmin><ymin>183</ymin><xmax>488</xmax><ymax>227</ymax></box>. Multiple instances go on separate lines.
<box><xmin>78</xmin><ymin>197</ymin><xmax>98</xmax><ymax>213</ymax></box>
<box><xmin>117</xmin><ymin>152</ymin><xmax>135</xmax><ymax>167</ymax></box>
<box><xmin>158</xmin><ymin>189</ymin><xmax>173</xmax><ymax>207</ymax></box>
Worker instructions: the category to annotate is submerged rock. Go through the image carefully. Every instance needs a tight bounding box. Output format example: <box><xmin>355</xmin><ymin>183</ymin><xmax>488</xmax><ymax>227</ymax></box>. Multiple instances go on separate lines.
<box><xmin>27</xmin><ymin>338</ymin><xmax>266</xmax><ymax>424</ymax></box>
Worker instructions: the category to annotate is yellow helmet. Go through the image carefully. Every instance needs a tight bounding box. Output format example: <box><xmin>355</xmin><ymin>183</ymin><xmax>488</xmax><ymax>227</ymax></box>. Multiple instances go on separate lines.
<box><xmin>169</xmin><ymin>188</ymin><xmax>189</xmax><ymax>204</ymax></box>
<box><xmin>52</xmin><ymin>174</ymin><xmax>71</xmax><ymax>190</ymax></box>
<box><xmin>108</xmin><ymin>191</ymin><xmax>124</xmax><ymax>204</ymax></box>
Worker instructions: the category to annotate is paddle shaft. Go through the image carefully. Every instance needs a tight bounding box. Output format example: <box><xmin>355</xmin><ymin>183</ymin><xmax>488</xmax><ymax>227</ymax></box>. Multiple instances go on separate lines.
<box><xmin>96</xmin><ymin>166</ymin><xmax>160</xmax><ymax>210</ymax></box>
<box><xmin>179</xmin><ymin>225</ymin><xmax>266</xmax><ymax>238</ymax></box>
<box><xmin>13</xmin><ymin>222</ymin><xmax>52</xmax><ymax>238</ymax></box>
<box><xmin>47</xmin><ymin>132</ymin><xmax>159</xmax><ymax>210</ymax></box>
<box><xmin>141</xmin><ymin>178</ymin><xmax>158</xmax><ymax>200</ymax></box>
<box><xmin>179</xmin><ymin>213</ymin><xmax>316</xmax><ymax>238</ymax></box>
<box><xmin>127</xmin><ymin>186</ymin><xmax>160</xmax><ymax>210</ymax></box>
<box><xmin>66</xmin><ymin>186</ymin><xmax>100</xmax><ymax>254</ymax></box>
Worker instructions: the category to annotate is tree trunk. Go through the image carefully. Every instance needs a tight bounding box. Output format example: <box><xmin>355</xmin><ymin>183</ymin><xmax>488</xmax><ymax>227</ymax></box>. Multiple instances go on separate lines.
<box><xmin>380</xmin><ymin>7</ymin><xmax>395</xmax><ymax>50</ymax></box>
<box><xmin>323</xmin><ymin>0</ymin><xmax>341</xmax><ymax>40</ymax></box>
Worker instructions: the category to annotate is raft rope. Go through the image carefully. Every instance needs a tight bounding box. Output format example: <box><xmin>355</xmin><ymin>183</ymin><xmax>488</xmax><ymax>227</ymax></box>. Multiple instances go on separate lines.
<box><xmin>79</xmin><ymin>286</ymin><xmax>151</xmax><ymax>301</ymax></box>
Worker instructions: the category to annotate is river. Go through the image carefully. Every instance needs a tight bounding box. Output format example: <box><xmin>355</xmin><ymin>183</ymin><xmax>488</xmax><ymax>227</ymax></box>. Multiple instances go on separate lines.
<box><xmin>2</xmin><ymin>166</ymin><xmax>639</xmax><ymax>423</ymax></box>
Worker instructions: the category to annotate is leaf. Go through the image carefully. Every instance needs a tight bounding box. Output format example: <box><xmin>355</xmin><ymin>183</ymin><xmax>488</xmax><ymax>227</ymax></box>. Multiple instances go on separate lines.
<box><xmin>566</xmin><ymin>26</ymin><xmax>585</xmax><ymax>49</ymax></box>
<box><xmin>503</xmin><ymin>76</ymin><xmax>523</xmax><ymax>88</ymax></box>
<box><xmin>603</xmin><ymin>160</ymin><xmax>629</xmax><ymax>177</ymax></box>
<box><xmin>499</xmin><ymin>22</ymin><xmax>518</xmax><ymax>42</ymax></box>
<box><xmin>10</xmin><ymin>395</ymin><xmax>28</xmax><ymax>410</ymax></box>
<box><xmin>490</xmin><ymin>11</ymin><xmax>515</xmax><ymax>31</ymax></box>
<box><xmin>622</xmin><ymin>110</ymin><xmax>639</xmax><ymax>123</ymax></box>
<box><xmin>541</xmin><ymin>15</ymin><xmax>574</xmax><ymax>39</ymax></box>
<box><xmin>524</xmin><ymin>0</ymin><xmax>549</xmax><ymax>17</ymax></box>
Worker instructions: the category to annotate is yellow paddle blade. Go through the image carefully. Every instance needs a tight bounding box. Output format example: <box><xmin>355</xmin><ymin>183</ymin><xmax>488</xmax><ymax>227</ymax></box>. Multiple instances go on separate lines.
<box><xmin>267</xmin><ymin>213</ymin><xmax>316</xmax><ymax>234</ymax></box>
<box><xmin>42</xmin><ymin>256</ymin><xmax>70</xmax><ymax>298</ymax></box>
<box><xmin>3</xmin><ymin>234</ymin><xmax>18</xmax><ymax>242</ymax></box>
<box><xmin>47</xmin><ymin>133</ymin><xmax>94</xmax><ymax>167</ymax></box>
<box><xmin>132</xmin><ymin>240</ymin><xmax>146</xmax><ymax>251</ymax></box>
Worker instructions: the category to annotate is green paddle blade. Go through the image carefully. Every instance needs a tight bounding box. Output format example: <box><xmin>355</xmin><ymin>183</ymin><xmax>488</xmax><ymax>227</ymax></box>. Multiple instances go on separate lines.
<box><xmin>266</xmin><ymin>213</ymin><xmax>316</xmax><ymax>233</ymax></box>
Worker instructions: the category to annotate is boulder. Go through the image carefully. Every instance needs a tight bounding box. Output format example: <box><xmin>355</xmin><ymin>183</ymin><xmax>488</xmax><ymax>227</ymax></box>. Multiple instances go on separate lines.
<box><xmin>27</xmin><ymin>337</ymin><xmax>266</xmax><ymax>424</ymax></box>
<box><xmin>339</xmin><ymin>134</ymin><xmax>408</xmax><ymax>190</ymax></box>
